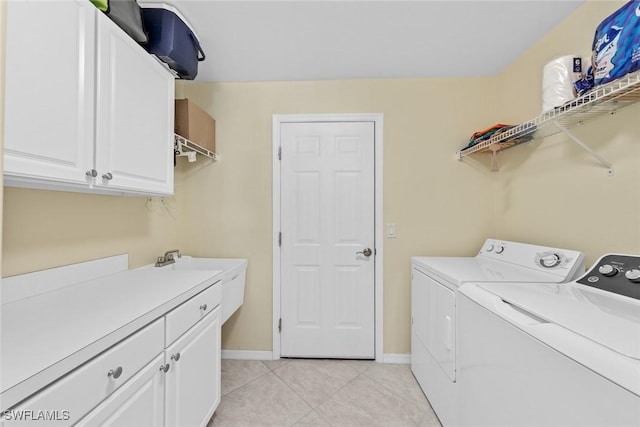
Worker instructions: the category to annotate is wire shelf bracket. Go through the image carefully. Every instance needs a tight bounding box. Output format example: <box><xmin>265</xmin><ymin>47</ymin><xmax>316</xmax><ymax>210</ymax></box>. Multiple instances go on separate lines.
<box><xmin>554</xmin><ymin>122</ymin><xmax>613</xmax><ymax>175</ymax></box>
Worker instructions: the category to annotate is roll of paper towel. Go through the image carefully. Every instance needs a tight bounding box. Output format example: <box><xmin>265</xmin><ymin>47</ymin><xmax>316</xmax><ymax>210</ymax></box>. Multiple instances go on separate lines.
<box><xmin>542</xmin><ymin>55</ymin><xmax>582</xmax><ymax>113</ymax></box>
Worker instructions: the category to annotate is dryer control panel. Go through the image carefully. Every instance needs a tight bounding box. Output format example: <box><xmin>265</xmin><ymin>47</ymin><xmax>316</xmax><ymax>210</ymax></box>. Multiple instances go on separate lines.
<box><xmin>577</xmin><ymin>254</ymin><xmax>640</xmax><ymax>300</ymax></box>
<box><xmin>478</xmin><ymin>239</ymin><xmax>585</xmax><ymax>279</ymax></box>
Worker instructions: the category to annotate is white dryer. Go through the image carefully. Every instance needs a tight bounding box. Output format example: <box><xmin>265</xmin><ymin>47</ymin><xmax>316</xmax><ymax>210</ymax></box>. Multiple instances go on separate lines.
<box><xmin>457</xmin><ymin>254</ymin><xmax>640</xmax><ymax>426</ymax></box>
<box><xmin>411</xmin><ymin>239</ymin><xmax>585</xmax><ymax>426</ymax></box>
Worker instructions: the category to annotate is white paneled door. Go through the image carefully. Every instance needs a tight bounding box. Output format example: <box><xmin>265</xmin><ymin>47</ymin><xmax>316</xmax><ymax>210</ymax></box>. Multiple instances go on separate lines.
<box><xmin>280</xmin><ymin>122</ymin><xmax>375</xmax><ymax>358</ymax></box>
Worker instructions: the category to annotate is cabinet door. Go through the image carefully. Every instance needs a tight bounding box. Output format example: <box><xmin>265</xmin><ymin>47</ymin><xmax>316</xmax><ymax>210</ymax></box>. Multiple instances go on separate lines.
<box><xmin>75</xmin><ymin>354</ymin><xmax>165</xmax><ymax>427</ymax></box>
<box><xmin>165</xmin><ymin>306</ymin><xmax>221</xmax><ymax>427</ymax></box>
<box><xmin>95</xmin><ymin>12</ymin><xmax>174</xmax><ymax>196</ymax></box>
<box><xmin>4</xmin><ymin>0</ymin><xmax>95</xmax><ymax>186</ymax></box>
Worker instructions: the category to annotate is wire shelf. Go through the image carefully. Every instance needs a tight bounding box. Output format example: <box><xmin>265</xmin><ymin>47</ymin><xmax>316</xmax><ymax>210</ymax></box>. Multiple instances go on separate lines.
<box><xmin>457</xmin><ymin>71</ymin><xmax>640</xmax><ymax>159</ymax></box>
<box><xmin>174</xmin><ymin>134</ymin><xmax>219</xmax><ymax>161</ymax></box>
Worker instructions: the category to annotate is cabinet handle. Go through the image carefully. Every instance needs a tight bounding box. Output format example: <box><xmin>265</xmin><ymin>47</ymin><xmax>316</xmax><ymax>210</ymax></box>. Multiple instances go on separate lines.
<box><xmin>200</xmin><ymin>304</ymin><xmax>208</xmax><ymax>311</ymax></box>
<box><xmin>102</xmin><ymin>172</ymin><xmax>113</xmax><ymax>180</ymax></box>
<box><xmin>231</xmin><ymin>274</ymin><xmax>238</xmax><ymax>281</ymax></box>
<box><xmin>160</xmin><ymin>363</ymin><xmax>170</xmax><ymax>373</ymax></box>
<box><xmin>171</xmin><ymin>352</ymin><xmax>181</xmax><ymax>362</ymax></box>
<box><xmin>107</xmin><ymin>366</ymin><xmax>123</xmax><ymax>379</ymax></box>
<box><xmin>85</xmin><ymin>169</ymin><xmax>97</xmax><ymax>178</ymax></box>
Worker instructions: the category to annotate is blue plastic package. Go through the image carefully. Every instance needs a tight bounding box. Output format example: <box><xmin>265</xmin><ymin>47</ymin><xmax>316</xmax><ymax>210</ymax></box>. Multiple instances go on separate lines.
<box><xmin>574</xmin><ymin>66</ymin><xmax>595</xmax><ymax>97</ymax></box>
<box><xmin>592</xmin><ymin>1</ymin><xmax>640</xmax><ymax>85</ymax></box>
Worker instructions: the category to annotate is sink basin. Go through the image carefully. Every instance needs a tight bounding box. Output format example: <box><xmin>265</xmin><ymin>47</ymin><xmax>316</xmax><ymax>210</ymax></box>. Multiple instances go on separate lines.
<box><xmin>171</xmin><ymin>257</ymin><xmax>248</xmax><ymax>324</ymax></box>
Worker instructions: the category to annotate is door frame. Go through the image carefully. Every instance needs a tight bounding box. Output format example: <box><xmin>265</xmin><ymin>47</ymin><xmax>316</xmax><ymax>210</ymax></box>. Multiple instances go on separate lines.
<box><xmin>272</xmin><ymin>113</ymin><xmax>384</xmax><ymax>362</ymax></box>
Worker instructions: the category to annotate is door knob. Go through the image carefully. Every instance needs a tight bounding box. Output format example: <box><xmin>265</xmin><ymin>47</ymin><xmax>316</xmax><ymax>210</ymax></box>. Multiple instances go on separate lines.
<box><xmin>356</xmin><ymin>248</ymin><xmax>373</xmax><ymax>257</ymax></box>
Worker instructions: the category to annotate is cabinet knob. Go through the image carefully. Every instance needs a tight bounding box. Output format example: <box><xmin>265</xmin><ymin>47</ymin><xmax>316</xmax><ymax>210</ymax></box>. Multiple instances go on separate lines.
<box><xmin>102</xmin><ymin>172</ymin><xmax>113</xmax><ymax>180</ymax></box>
<box><xmin>160</xmin><ymin>363</ymin><xmax>170</xmax><ymax>373</ymax></box>
<box><xmin>200</xmin><ymin>304</ymin><xmax>208</xmax><ymax>311</ymax></box>
<box><xmin>171</xmin><ymin>352</ymin><xmax>181</xmax><ymax>362</ymax></box>
<box><xmin>107</xmin><ymin>366</ymin><xmax>123</xmax><ymax>379</ymax></box>
<box><xmin>86</xmin><ymin>169</ymin><xmax>98</xmax><ymax>178</ymax></box>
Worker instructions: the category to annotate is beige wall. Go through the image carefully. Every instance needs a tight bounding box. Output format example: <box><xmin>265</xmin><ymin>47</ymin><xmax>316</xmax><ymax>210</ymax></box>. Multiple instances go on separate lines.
<box><xmin>2</xmin><ymin>187</ymin><xmax>185</xmax><ymax>276</ymax></box>
<box><xmin>4</xmin><ymin>0</ymin><xmax>635</xmax><ymax>356</ymax></box>
<box><xmin>494</xmin><ymin>0</ymin><xmax>640</xmax><ymax>266</ymax></box>
<box><xmin>176</xmin><ymin>78</ymin><xmax>498</xmax><ymax>353</ymax></box>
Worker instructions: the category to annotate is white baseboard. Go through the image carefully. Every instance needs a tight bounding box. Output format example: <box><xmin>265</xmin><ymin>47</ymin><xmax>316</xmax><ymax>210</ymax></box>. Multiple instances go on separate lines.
<box><xmin>382</xmin><ymin>353</ymin><xmax>411</xmax><ymax>364</ymax></box>
<box><xmin>221</xmin><ymin>350</ymin><xmax>274</xmax><ymax>360</ymax></box>
<box><xmin>221</xmin><ymin>350</ymin><xmax>409</xmax><ymax>364</ymax></box>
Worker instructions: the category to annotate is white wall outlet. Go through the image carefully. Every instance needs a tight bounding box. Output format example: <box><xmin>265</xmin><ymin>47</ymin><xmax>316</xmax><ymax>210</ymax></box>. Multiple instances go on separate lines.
<box><xmin>387</xmin><ymin>223</ymin><xmax>397</xmax><ymax>238</ymax></box>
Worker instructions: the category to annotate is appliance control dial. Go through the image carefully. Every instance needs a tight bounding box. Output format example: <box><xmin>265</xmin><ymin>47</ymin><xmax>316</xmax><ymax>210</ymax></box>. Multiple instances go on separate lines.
<box><xmin>485</xmin><ymin>244</ymin><xmax>494</xmax><ymax>252</ymax></box>
<box><xmin>598</xmin><ymin>264</ymin><xmax>617</xmax><ymax>277</ymax></box>
<box><xmin>539</xmin><ymin>253</ymin><xmax>561</xmax><ymax>268</ymax></box>
<box><xmin>624</xmin><ymin>269</ymin><xmax>640</xmax><ymax>283</ymax></box>
<box><xmin>495</xmin><ymin>245</ymin><xmax>504</xmax><ymax>254</ymax></box>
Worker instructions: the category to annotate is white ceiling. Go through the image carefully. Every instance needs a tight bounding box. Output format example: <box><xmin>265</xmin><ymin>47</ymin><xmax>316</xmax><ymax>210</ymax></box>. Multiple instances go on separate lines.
<box><xmin>158</xmin><ymin>1</ymin><xmax>585</xmax><ymax>83</ymax></box>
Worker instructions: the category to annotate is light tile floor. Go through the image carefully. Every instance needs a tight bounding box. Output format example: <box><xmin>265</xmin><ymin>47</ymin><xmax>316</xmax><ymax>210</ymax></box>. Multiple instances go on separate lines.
<box><xmin>208</xmin><ymin>359</ymin><xmax>442</xmax><ymax>427</ymax></box>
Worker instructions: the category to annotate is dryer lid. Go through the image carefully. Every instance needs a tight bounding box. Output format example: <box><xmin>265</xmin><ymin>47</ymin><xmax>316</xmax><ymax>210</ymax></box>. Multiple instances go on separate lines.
<box><xmin>411</xmin><ymin>257</ymin><xmax>562</xmax><ymax>287</ymax></box>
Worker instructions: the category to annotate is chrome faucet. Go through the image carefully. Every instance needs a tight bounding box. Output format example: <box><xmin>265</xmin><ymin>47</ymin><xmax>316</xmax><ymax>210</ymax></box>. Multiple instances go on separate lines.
<box><xmin>155</xmin><ymin>249</ymin><xmax>182</xmax><ymax>267</ymax></box>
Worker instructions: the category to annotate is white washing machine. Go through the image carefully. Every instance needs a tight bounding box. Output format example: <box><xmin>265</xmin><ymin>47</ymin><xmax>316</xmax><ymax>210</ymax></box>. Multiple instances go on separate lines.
<box><xmin>411</xmin><ymin>239</ymin><xmax>585</xmax><ymax>426</ymax></box>
<box><xmin>457</xmin><ymin>254</ymin><xmax>640</xmax><ymax>426</ymax></box>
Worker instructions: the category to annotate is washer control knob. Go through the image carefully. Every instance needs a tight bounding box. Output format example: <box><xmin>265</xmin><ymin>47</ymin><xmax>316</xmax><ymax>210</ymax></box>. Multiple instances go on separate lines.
<box><xmin>495</xmin><ymin>245</ymin><xmax>505</xmax><ymax>254</ymax></box>
<box><xmin>540</xmin><ymin>253</ymin><xmax>561</xmax><ymax>268</ymax></box>
<box><xmin>486</xmin><ymin>244</ymin><xmax>494</xmax><ymax>252</ymax></box>
<box><xmin>625</xmin><ymin>269</ymin><xmax>640</xmax><ymax>283</ymax></box>
<box><xmin>598</xmin><ymin>264</ymin><xmax>617</xmax><ymax>277</ymax></box>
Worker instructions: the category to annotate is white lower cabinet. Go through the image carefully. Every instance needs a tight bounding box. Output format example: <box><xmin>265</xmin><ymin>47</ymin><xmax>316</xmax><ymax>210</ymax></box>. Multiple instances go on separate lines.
<box><xmin>75</xmin><ymin>354</ymin><xmax>165</xmax><ymax>427</ymax></box>
<box><xmin>3</xmin><ymin>285</ymin><xmax>222</xmax><ymax>427</ymax></box>
<box><xmin>165</xmin><ymin>306</ymin><xmax>221</xmax><ymax>427</ymax></box>
<box><xmin>5</xmin><ymin>318</ymin><xmax>165</xmax><ymax>426</ymax></box>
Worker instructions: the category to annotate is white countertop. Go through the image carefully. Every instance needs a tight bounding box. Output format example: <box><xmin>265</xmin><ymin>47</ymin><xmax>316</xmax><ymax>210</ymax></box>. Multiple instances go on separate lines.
<box><xmin>1</xmin><ymin>266</ymin><xmax>222</xmax><ymax>410</ymax></box>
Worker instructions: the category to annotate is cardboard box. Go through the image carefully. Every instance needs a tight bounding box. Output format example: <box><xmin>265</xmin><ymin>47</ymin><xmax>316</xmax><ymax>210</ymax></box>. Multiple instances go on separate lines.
<box><xmin>174</xmin><ymin>98</ymin><xmax>215</xmax><ymax>152</ymax></box>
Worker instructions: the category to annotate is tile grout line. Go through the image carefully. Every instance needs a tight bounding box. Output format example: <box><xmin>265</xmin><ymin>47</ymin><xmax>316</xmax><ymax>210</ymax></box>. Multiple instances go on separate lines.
<box><xmin>220</xmin><ymin>361</ymin><xmax>274</xmax><ymax>399</ymax></box>
<box><xmin>215</xmin><ymin>361</ymin><xmax>312</xmax><ymax>427</ymax></box>
<box><xmin>274</xmin><ymin>359</ymin><xmax>366</xmax><ymax>427</ymax></box>
<box><xmin>359</xmin><ymin>366</ymin><xmax>432</xmax><ymax>424</ymax></box>
<box><xmin>215</xmin><ymin>360</ymin><xmax>436</xmax><ymax>427</ymax></box>
<box><xmin>270</xmin><ymin>362</ymin><xmax>328</xmax><ymax>427</ymax></box>
<box><xmin>308</xmin><ymin>364</ymin><xmax>374</xmax><ymax>424</ymax></box>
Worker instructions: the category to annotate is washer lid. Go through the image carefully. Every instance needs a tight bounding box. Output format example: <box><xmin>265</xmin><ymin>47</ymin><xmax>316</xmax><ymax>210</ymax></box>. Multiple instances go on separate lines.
<box><xmin>411</xmin><ymin>256</ymin><xmax>562</xmax><ymax>288</ymax></box>
<box><xmin>477</xmin><ymin>282</ymin><xmax>640</xmax><ymax>360</ymax></box>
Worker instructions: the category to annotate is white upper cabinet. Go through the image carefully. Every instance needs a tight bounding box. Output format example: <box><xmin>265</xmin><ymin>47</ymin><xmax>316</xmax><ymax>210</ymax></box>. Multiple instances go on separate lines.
<box><xmin>4</xmin><ymin>0</ymin><xmax>95</xmax><ymax>186</ymax></box>
<box><xmin>95</xmin><ymin>13</ymin><xmax>174</xmax><ymax>195</ymax></box>
<box><xmin>3</xmin><ymin>0</ymin><xmax>174</xmax><ymax>196</ymax></box>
